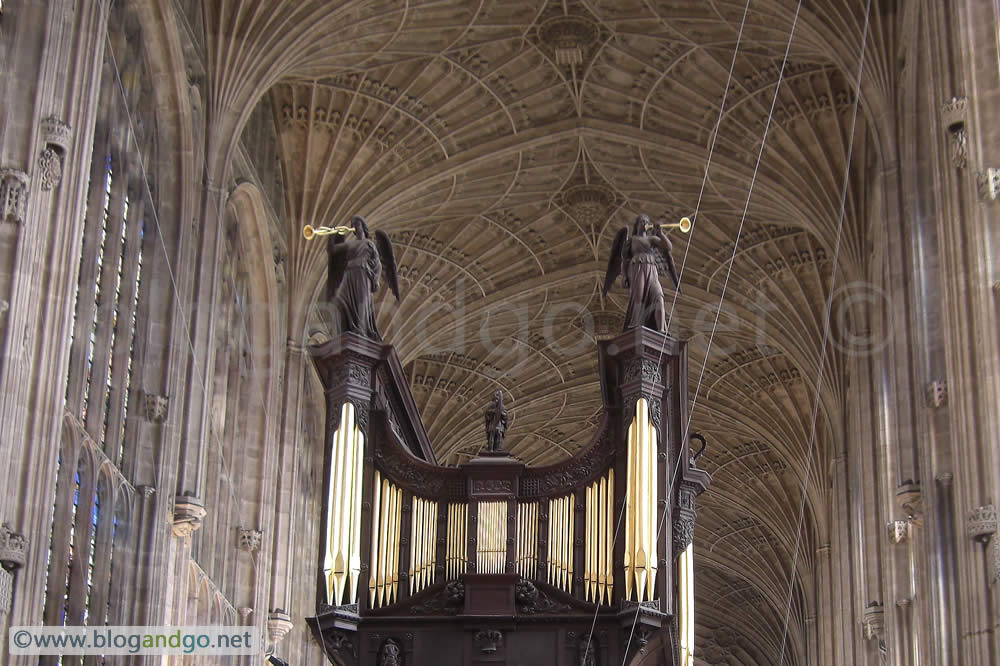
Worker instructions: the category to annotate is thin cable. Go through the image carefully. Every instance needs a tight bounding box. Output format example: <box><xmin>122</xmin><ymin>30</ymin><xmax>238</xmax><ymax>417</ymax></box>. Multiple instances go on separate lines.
<box><xmin>777</xmin><ymin>2</ymin><xmax>872</xmax><ymax>663</ymax></box>
<box><xmin>622</xmin><ymin>1</ymin><xmax>806</xmax><ymax>661</ymax></box>
<box><xmin>105</xmin><ymin>32</ymin><xmax>262</xmax><ymax>579</ymax></box>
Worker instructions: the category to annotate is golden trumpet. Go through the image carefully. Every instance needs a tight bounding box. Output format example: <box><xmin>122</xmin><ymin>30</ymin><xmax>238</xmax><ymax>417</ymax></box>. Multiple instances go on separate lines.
<box><xmin>303</xmin><ymin>224</ymin><xmax>354</xmax><ymax>240</ymax></box>
<box><xmin>659</xmin><ymin>216</ymin><xmax>692</xmax><ymax>233</ymax></box>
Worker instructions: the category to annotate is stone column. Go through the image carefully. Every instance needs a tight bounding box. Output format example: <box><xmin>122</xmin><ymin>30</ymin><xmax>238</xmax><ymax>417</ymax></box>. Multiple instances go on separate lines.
<box><xmin>0</xmin><ymin>4</ymin><xmax>111</xmax><ymax>659</ymax></box>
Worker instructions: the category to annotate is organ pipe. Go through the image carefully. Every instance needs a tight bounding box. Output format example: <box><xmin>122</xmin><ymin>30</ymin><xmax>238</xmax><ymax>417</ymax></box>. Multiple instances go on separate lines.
<box><xmin>369</xmin><ymin>471</ymin><xmax>402</xmax><ymax>608</ymax></box>
<box><xmin>324</xmin><ymin>403</ymin><xmax>365</xmax><ymax>606</ymax></box>
<box><xmin>585</xmin><ymin>469</ymin><xmax>614</xmax><ymax>604</ymax></box>
<box><xmin>625</xmin><ymin>397</ymin><xmax>657</xmax><ymax>602</ymax></box>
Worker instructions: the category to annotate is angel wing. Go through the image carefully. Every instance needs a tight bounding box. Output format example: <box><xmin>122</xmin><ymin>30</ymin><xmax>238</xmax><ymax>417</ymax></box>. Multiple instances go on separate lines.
<box><xmin>326</xmin><ymin>233</ymin><xmax>348</xmax><ymax>302</ymax></box>
<box><xmin>374</xmin><ymin>229</ymin><xmax>401</xmax><ymax>301</ymax></box>
<box><xmin>602</xmin><ymin>227</ymin><xmax>630</xmax><ymax>295</ymax></box>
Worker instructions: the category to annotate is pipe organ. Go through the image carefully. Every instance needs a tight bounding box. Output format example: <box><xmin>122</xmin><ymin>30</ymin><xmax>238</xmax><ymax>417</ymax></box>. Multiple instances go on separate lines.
<box><xmin>309</xmin><ymin>331</ymin><xmax>711</xmax><ymax>666</ymax></box>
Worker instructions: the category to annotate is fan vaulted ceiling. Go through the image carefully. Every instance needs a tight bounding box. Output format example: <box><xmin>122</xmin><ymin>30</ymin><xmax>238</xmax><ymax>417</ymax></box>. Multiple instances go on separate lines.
<box><xmin>194</xmin><ymin>0</ymin><xmax>885</xmax><ymax>663</ymax></box>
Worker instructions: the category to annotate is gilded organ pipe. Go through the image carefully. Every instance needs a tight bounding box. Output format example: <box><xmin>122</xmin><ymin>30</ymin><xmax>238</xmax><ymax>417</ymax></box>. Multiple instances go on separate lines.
<box><xmin>547</xmin><ymin>494</ymin><xmax>575</xmax><ymax>593</ymax></box>
<box><xmin>410</xmin><ymin>497</ymin><xmax>439</xmax><ymax>595</ymax></box>
<box><xmin>625</xmin><ymin>397</ymin><xmax>658</xmax><ymax>602</ymax></box>
<box><xmin>585</xmin><ymin>469</ymin><xmax>614</xmax><ymax>604</ymax></box>
<box><xmin>679</xmin><ymin>542</ymin><xmax>695</xmax><ymax>665</ymax></box>
<box><xmin>324</xmin><ymin>403</ymin><xmax>365</xmax><ymax>606</ymax></box>
<box><xmin>476</xmin><ymin>500</ymin><xmax>507</xmax><ymax>574</ymax></box>
<box><xmin>446</xmin><ymin>502</ymin><xmax>467</xmax><ymax>579</ymax></box>
<box><xmin>517</xmin><ymin>502</ymin><xmax>538</xmax><ymax>578</ymax></box>
<box><xmin>369</xmin><ymin>471</ymin><xmax>402</xmax><ymax>608</ymax></box>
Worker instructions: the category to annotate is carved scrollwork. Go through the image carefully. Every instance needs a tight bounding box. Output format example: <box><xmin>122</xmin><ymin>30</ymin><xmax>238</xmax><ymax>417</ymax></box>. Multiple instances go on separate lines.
<box><xmin>472</xmin><ymin>479</ymin><xmax>512</xmax><ymax>494</ymax></box>
<box><xmin>410</xmin><ymin>580</ymin><xmax>464</xmax><ymax>615</ymax></box>
<box><xmin>624</xmin><ymin>358</ymin><xmax>662</xmax><ymax>385</ymax></box>
<box><xmin>672</xmin><ymin>518</ymin><xmax>694</xmax><ymax>557</ymax></box>
<box><xmin>373</xmin><ymin>412</ymin><xmax>464</xmax><ymax>496</ymax></box>
<box><xmin>521</xmin><ymin>429</ymin><xmax>614</xmax><ymax>498</ymax></box>
<box><xmin>515</xmin><ymin>579</ymin><xmax>571</xmax><ymax>615</ymax></box>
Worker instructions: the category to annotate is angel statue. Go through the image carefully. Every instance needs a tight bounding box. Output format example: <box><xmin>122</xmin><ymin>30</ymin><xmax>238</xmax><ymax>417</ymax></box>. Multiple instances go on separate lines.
<box><xmin>327</xmin><ymin>215</ymin><xmax>400</xmax><ymax>340</ymax></box>
<box><xmin>603</xmin><ymin>214</ymin><xmax>681</xmax><ymax>332</ymax></box>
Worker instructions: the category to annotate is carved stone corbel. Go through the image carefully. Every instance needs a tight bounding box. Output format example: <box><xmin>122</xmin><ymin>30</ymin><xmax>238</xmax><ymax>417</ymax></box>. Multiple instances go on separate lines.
<box><xmin>0</xmin><ymin>169</ymin><xmax>29</xmax><ymax>224</ymax></box>
<box><xmin>171</xmin><ymin>496</ymin><xmax>207</xmax><ymax>538</ymax></box>
<box><xmin>968</xmin><ymin>504</ymin><xmax>1000</xmax><ymax>584</ymax></box>
<box><xmin>267</xmin><ymin>609</ymin><xmax>294</xmax><ymax>645</ymax></box>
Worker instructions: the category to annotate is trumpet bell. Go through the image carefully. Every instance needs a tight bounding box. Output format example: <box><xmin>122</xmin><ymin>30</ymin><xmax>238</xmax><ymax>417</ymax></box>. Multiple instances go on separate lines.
<box><xmin>659</xmin><ymin>217</ymin><xmax>692</xmax><ymax>233</ymax></box>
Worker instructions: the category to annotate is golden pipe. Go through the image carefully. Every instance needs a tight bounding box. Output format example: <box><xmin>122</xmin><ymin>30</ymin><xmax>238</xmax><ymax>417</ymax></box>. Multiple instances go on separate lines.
<box><xmin>447</xmin><ymin>503</ymin><xmax>454</xmax><ymax>579</ymax></box>
<box><xmin>426</xmin><ymin>500</ymin><xmax>434</xmax><ymax>587</ymax></box>
<box><xmin>349</xmin><ymin>420</ymin><xmax>364</xmax><ymax>603</ymax></box>
<box><xmin>447</xmin><ymin>503</ymin><xmax>455</xmax><ymax>580</ymax></box>
<box><xmin>369</xmin><ymin>472</ymin><xmax>382</xmax><ymax>606</ymax></box>
<box><xmin>658</xmin><ymin>216</ymin><xmax>691</xmax><ymax>233</ymax></box>
<box><xmin>379</xmin><ymin>477</ymin><xmax>392</xmax><ymax>607</ymax></box>
<box><xmin>392</xmin><ymin>486</ymin><xmax>402</xmax><ymax>602</ymax></box>
<box><xmin>585</xmin><ymin>485</ymin><xmax>592</xmax><ymax>601</ymax></box>
<box><xmin>567</xmin><ymin>497</ymin><xmax>574</xmax><ymax>591</ymax></box>
<box><xmin>302</xmin><ymin>224</ymin><xmax>353</xmax><ymax>240</ymax></box>
<box><xmin>606</xmin><ymin>469</ymin><xmax>614</xmax><ymax>604</ymax></box>
<box><xmin>410</xmin><ymin>498</ymin><xmax>419</xmax><ymax>595</ymax></box>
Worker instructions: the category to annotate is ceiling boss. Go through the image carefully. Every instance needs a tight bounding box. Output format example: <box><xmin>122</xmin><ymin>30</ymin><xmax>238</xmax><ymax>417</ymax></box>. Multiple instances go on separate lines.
<box><xmin>304</xmin><ymin>216</ymin><xmax>400</xmax><ymax>341</ymax></box>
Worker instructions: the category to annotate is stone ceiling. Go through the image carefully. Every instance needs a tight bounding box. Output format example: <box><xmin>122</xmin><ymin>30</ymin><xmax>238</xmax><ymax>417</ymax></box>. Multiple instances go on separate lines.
<box><xmin>203</xmin><ymin>1</ymin><xmax>883</xmax><ymax>663</ymax></box>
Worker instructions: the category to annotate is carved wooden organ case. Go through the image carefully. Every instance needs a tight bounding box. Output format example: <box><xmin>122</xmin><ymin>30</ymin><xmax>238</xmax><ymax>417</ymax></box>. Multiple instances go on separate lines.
<box><xmin>307</xmin><ymin>329</ymin><xmax>711</xmax><ymax>666</ymax></box>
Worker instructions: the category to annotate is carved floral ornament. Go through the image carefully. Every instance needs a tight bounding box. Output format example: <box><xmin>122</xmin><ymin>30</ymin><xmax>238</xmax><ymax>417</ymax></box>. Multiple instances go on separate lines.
<box><xmin>39</xmin><ymin>116</ymin><xmax>72</xmax><ymax>191</ymax></box>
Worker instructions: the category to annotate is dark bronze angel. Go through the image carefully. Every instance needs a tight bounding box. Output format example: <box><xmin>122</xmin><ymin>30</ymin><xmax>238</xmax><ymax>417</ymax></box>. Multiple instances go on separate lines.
<box><xmin>327</xmin><ymin>215</ymin><xmax>400</xmax><ymax>340</ymax></box>
<box><xmin>602</xmin><ymin>214</ymin><xmax>681</xmax><ymax>332</ymax></box>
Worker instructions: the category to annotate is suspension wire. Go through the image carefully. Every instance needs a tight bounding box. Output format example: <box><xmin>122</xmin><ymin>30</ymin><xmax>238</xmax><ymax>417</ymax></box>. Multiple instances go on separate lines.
<box><xmin>777</xmin><ymin>2</ymin><xmax>872</xmax><ymax>663</ymax></box>
<box><xmin>622</xmin><ymin>0</ymin><xmax>806</xmax><ymax>661</ymax></box>
<box><xmin>105</xmin><ymin>31</ymin><xmax>264</xmax><ymax>580</ymax></box>
<box><xmin>582</xmin><ymin>4</ymin><xmax>755</xmax><ymax>663</ymax></box>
